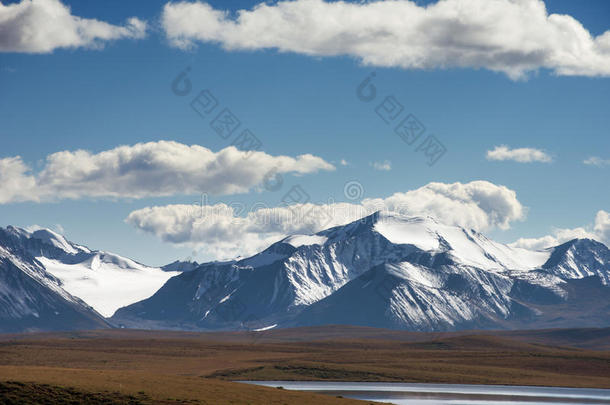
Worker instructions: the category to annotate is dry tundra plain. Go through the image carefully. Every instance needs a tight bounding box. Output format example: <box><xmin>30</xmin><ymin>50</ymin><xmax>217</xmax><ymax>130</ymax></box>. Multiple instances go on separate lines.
<box><xmin>0</xmin><ymin>325</ymin><xmax>609</xmax><ymax>404</ymax></box>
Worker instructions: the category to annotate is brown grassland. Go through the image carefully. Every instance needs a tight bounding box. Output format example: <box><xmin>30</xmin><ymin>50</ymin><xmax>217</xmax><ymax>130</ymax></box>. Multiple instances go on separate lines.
<box><xmin>0</xmin><ymin>325</ymin><xmax>609</xmax><ymax>404</ymax></box>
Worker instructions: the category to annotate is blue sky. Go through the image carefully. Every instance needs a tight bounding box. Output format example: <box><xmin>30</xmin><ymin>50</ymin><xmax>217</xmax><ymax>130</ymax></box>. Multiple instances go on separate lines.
<box><xmin>0</xmin><ymin>0</ymin><xmax>609</xmax><ymax>265</ymax></box>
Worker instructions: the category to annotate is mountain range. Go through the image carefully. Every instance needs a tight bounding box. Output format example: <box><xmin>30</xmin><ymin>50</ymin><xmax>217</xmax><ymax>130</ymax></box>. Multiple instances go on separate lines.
<box><xmin>1</xmin><ymin>212</ymin><xmax>609</xmax><ymax>333</ymax></box>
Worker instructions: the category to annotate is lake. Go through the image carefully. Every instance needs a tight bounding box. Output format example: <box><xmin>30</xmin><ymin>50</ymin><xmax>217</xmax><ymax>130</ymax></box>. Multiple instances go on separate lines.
<box><xmin>241</xmin><ymin>381</ymin><xmax>610</xmax><ymax>404</ymax></box>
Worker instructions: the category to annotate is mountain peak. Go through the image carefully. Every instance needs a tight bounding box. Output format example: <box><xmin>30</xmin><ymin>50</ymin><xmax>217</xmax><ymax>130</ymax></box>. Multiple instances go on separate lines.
<box><xmin>4</xmin><ymin>225</ymin><xmax>31</xmax><ymax>239</ymax></box>
<box><xmin>29</xmin><ymin>228</ymin><xmax>80</xmax><ymax>255</ymax></box>
<box><xmin>161</xmin><ymin>260</ymin><xmax>200</xmax><ymax>272</ymax></box>
<box><xmin>372</xmin><ymin>210</ymin><xmax>438</xmax><ymax>223</ymax></box>
<box><xmin>316</xmin><ymin>211</ymin><xmax>551</xmax><ymax>271</ymax></box>
<box><xmin>542</xmin><ymin>237</ymin><xmax>609</xmax><ymax>283</ymax></box>
<box><xmin>2</xmin><ymin>225</ymin><xmax>85</xmax><ymax>256</ymax></box>
<box><xmin>314</xmin><ymin>211</ymin><xmax>436</xmax><ymax>245</ymax></box>
<box><xmin>564</xmin><ymin>238</ymin><xmax>607</xmax><ymax>249</ymax></box>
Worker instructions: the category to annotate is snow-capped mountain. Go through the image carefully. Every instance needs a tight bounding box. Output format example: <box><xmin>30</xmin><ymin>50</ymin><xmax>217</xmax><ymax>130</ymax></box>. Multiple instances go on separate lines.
<box><xmin>542</xmin><ymin>238</ymin><xmax>610</xmax><ymax>284</ymax></box>
<box><xmin>0</xmin><ymin>226</ymin><xmax>179</xmax><ymax>331</ymax></box>
<box><xmin>2</xmin><ymin>213</ymin><xmax>608</xmax><ymax>333</ymax></box>
<box><xmin>113</xmin><ymin>212</ymin><xmax>610</xmax><ymax>332</ymax></box>
<box><xmin>0</xmin><ymin>227</ymin><xmax>108</xmax><ymax>332</ymax></box>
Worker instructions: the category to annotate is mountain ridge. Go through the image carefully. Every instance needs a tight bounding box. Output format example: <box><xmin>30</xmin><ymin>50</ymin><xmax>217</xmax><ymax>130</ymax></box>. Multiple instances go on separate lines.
<box><xmin>112</xmin><ymin>212</ymin><xmax>610</xmax><ymax>332</ymax></box>
<box><xmin>1</xmin><ymin>213</ymin><xmax>608</xmax><ymax>333</ymax></box>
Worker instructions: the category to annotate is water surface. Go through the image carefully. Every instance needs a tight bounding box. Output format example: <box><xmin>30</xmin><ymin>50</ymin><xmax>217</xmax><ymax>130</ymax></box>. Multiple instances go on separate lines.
<box><xmin>241</xmin><ymin>381</ymin><xmax>610</xmax><ymax>405</ymax></box>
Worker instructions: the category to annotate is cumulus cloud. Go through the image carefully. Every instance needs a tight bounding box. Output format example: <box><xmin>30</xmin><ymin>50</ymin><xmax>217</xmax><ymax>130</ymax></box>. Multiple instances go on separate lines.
<box><xmin>584</xmin><ymin>156</ymin><xmax>610</xmax><ymax>167</ymax></box>
<box><xmin>0</xmin><ymin>156</ymin><xmax>37</xmax><ymax>204</ymax></box>
<box><xmin>486</xmin><ymin>145</ymin><xmax>552</xmax><ymax>163</ymax></box>
<box><xmin>371</xmin><ymin>160</ymin><xmax>391</xmax><ymax>171</ymax></box>
<box><xmin>126</xmin><ymin>180</ymin><xmax>526</xmax><ymax>259</ymax></box>
<box><xmin>0</xmin><ymin>141</ymin><xmax>334</xmax><ymax>203</ymax></box>
<box><xmin>594</xmin><ymin>210</ymin><xmax>610</xmax><ymax>244</ymax></box>
<box><xmin>0</xmin><ymin>0</ymin><xmax>147</xmax><ymax>53</ymax></box>
<box><xmin>161</xmin><ymin>0</ymin><xmax>610</xmax><ymax>79</ymax></box>
<box><xmin>510</xmin><ymin>210</ymin><xmax>610</xmax><ymax>250</ymax></box>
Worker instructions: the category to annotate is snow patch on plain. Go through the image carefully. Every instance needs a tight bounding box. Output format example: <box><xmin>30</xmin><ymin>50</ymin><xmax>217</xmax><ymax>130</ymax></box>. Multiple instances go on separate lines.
<box><xmin>252</xmin><ymin>324</ymin><xmax>277</xmax><ymax>331</ymax></box>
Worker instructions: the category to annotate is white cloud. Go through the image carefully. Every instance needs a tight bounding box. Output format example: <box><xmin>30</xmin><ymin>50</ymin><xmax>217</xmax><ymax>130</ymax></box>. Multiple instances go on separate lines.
<box><xmin>510</xmin><ymin>210</ymin><xmax>610</xmax><ymax>250</ymax></box>
<box><xmin>371</xmin><ymin>160</ymin><xmax>391</xmax><ymax>171</ymax></box>
<box><xmin>0</xmin><ymin>141</ymin><xmax>334</xmax><ymax>203</ymax></box>
<box><xmin>584</xmin><ymin>156</ymin><xmax>610</xmax><ymax>167</ymax></box>
<box><xmin>161</xmin><ymin>0</ymin><xmax>610</xmax><ymax>79</ymax></box>
<box><xmin>0</xmin><ymin>0</ymin><xmax>147</xmax><ymax>53</ymax></box>
<box><xmin>54</xmin><ymin>223</ymin><xmax>65</xmax><ymax>235</ymax></box>
<box><xmin>126</xmin><ymin>180</ymin><xmax>526</xmax><ymax>259</ymax></box>
<box><xmin>486</xmin><ymin>145</ymin><xmax>552</xmax><ymax>163</ymax></box>
<box><xmin>0</xmin><ymin>156</ymin><xmax>37</xmax><ymax>204</ymax></box>
<box><xmin>594</xmin><ymin>210</ymin><xmax>610</xmax><ymax>244</ymax></box>
<box><xmin>340</xmin><ymin>159</ymin><xmax>349</xmax><ymax>166</ymax></box>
